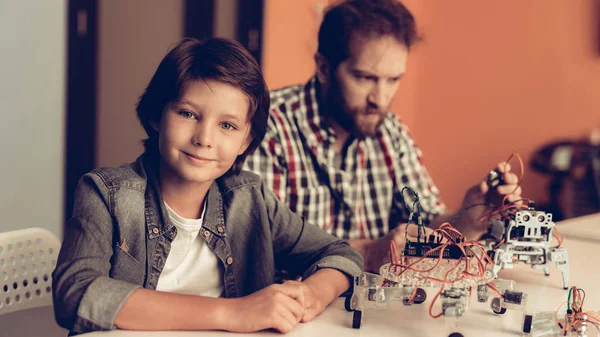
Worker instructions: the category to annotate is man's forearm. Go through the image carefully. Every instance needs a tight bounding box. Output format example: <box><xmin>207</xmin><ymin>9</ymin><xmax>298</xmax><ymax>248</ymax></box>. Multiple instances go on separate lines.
<box><xmin>347</xmin><ymin>238</ymin><xmax>371</xmax><ymax>256</ymax></box>
<box><xmin>115</xmin><ymin>288</ymin><xmax>233</xmax><ymax>331</ymax></box>
<box><xmin>347</xmin><ymin>235</ymin><xmax>396</xmax><ymax>272</ymax></box>
<box><xmin>347</xmin><ymin>238</ymin><xmax>379</xmax><ymax>271</ymax></box>
<box><xmin>429</xmin><ymin>209</ymin><xmax>486</xmax><ymax>241</ymax></box>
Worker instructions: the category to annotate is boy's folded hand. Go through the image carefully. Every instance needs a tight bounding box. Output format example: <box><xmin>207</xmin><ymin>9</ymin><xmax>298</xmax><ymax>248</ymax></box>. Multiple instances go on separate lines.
<box><xmin>281</xmin><ymin>280</ymin><xmax>325</xmax><ymax>323</ymax></box>
<box><xmin>224</xmin><ymin>283</ymin><xmax>306</xmax><ymax>334</ymax></box>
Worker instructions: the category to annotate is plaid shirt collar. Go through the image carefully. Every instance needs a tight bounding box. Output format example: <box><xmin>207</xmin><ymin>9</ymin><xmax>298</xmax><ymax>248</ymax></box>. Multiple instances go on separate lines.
<box><xmin>296</xmin><ymin>77</ymin><xmax>368</xmax><ymax>171</ymax></box>
<box><xmin>297</xmin><ymin>77</ymin><xmax>336</xmax><ymax>149</ymax></box>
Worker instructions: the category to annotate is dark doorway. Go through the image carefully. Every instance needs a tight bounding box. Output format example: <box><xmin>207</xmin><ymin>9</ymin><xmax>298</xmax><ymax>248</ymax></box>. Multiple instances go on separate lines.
<box><xmin>65</xmin><ymin>0</ymin><xmax>97</xmax><ymax>221</ymax></box>
<box><xmin>184</xmin><ymin>0</ymin><xmax>264</xmax><ymax>65</ymax></box>
<box><xmin>237</xmin><ymin>0</ymin><xmax>264</xmax><ymax>65</ymax></box>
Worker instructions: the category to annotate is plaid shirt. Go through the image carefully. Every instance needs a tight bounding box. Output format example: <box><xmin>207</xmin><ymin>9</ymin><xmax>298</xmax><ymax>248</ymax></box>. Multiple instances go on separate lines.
<box><xmin>244</xmin><ymin>77</ymin><xmax>445</xmax><ymax>240</ymax></box>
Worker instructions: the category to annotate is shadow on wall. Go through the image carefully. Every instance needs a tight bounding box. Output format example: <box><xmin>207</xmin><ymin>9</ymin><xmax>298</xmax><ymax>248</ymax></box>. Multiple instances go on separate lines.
<box><xmin>531</xmin><ymin>127</ymin><xmax>600</xmax><ymax>221</ymax></box>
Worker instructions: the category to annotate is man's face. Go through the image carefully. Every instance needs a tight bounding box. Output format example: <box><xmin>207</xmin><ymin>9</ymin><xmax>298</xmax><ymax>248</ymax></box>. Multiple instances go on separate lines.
<box><xmin>323</xmin><ymin>34</ymin><xmax>408</xmax><ymax>138</ymax></box>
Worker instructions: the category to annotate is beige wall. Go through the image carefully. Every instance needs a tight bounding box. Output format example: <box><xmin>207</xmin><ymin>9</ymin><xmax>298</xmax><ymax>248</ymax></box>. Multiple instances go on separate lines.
<box><xmin>0</xmin><ymin>0</ymin><xmax>66</xmax><ymax>238</ymax></box>
<box><xmin>214</xmin><ymin>0</ymin><xmax>238</xmax><ymax>39</ymax></box>
<box><xmin>262</xmin><ymin>0</ymin><xmax>600</xmax><ymax>211</ymax></box>
<box><xmin>97</xmin><ymin>0</ymin><xmax>184</xmax><ymax>167</ymax></box>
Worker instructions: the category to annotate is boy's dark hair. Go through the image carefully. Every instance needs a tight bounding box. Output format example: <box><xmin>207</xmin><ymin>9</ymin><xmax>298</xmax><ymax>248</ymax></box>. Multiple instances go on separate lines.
<box><xmin>318</xmin><ymin>0</ymin><xmax>419</xmax><ymax>70</ymax></box>
<box><xmin>136</xmin><ymin>37</ymin><xmax>269</xmax><ymax>175</ymax></box>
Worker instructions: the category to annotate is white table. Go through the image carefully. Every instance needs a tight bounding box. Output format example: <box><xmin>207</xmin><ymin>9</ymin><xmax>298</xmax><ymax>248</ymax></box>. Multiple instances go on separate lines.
<box><xmin>83</xmin><ymin>215</ymin><xmax>600</xmax><ymax>337</ymax></box>
<box><xmin>556</xmin><ymin>212</ymin><xmax>600</xmax><ymax>242</ymax></box>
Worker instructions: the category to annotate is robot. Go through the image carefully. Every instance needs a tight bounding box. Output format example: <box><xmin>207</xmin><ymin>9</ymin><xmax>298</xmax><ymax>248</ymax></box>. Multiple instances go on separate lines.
<box><xmin>344</xmin><ymin>184</ymin><xmax>531</xmax><ymax>336</ymax></box>
<box><xmin>485</xmin><ymin>207</ymin><xmax>569</xmax><ymax>289</ymax></box>
<box><xmin>345</xmin><ymin>239</ymin><xmax>528</xmax><ymax>336</ymax></box>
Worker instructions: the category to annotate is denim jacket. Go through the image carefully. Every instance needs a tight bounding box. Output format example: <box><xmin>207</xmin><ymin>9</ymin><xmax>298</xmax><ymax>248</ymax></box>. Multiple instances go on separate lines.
<box><xmin>52</xmin><ymin>154</ymin><xmax>363</xmax><ymax>334</ymax></box>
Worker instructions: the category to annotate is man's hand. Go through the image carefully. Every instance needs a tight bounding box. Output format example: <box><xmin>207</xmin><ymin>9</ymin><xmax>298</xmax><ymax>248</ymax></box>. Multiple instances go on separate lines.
<box><xmin>224</xmin><ymin>283</ymin><xmax>305</xmax><ymax>334</ymax></box>
<box><xmin>457</xmin><ymin>162</ymin><xmax>522</xmax><ymax>238</ymax></box>
<box><xmin>478</xmin><ymin>162</ymin><xmax>522</xmax><ymax>204</ymax></box>
<box><xmin>363</xmin><ymin>223</ymin><xmax>433</xmax><ymax>272</ymax></box>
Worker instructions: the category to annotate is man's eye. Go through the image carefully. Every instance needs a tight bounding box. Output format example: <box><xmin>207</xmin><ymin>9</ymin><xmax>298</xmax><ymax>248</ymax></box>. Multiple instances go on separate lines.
<box><xmin>356</xmin><ymin>75</ymin><xmax>376</xmax><ymax>82</ymax></box>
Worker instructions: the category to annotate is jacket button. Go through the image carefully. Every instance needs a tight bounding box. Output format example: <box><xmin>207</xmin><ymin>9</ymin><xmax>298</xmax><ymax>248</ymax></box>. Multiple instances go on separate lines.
<box><xmin>152</xmin><ymin>228</ymin><xmax>159</xmax><ymax>234</ymax></box>
<box><xmin>226</xmin><ymin>257</ymin><xmax>233</xmax><ymax>265</ymax></box>
<box><xmin>203</xmin><ymin>230</ymin><xmax>210</xmax><ymax>237</ymax></box>
<box><xmin>217</xmin><ymin>226</ymin><xmax>224</xmax><ymax>233</ymax></box>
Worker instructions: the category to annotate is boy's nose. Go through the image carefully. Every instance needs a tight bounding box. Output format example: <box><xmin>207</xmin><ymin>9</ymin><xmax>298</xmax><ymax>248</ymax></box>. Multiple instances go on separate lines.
<box><xmin>192</xmin><ymin>124</ymin><xmax>213</xmax><ymax>147</ymax></box>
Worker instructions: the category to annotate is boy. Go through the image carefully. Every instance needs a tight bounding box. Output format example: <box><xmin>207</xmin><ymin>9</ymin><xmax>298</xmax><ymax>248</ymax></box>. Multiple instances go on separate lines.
<box><xmin>52</xmin><ymin>38</ymin><xmax>363</xmax><ymax>335</ymax></box>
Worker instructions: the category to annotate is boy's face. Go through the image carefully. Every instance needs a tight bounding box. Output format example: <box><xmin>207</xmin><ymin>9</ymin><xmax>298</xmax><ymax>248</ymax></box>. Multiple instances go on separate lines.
<box><xmin>324</xmin><ymin>34</ymin><xmax>407</xmax><ymax>138</ymax></box>
<box><xmin>156</xmin><ymin>80</ymin><xmax>251</xmax><ymax>186</ymax></box>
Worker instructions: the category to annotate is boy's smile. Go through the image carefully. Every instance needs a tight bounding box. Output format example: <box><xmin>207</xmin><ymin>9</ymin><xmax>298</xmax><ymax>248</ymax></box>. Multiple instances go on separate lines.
<box><xmin>182</xmin><ymin>152</ymin><xmax>217</xmax><ymax>166</ymax></box>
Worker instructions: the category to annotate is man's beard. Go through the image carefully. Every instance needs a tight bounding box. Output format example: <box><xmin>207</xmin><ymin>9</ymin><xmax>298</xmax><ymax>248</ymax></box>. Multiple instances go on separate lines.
<box><xmin>323</xmin><ymin>79</ymin><xmax>386</xmax><ymax>139</ymax></box>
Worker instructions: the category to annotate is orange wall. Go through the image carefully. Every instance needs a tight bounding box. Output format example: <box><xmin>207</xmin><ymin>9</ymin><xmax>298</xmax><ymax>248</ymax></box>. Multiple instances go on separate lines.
<box><xmin>414</xmin><ymin>0</ymin><xmax>600</xmax><ymax>210</ymax></box>
<box><xmin>262</xmin><ymin>0</ymin><xmax>600</xmax><ymax>211</ymax></box>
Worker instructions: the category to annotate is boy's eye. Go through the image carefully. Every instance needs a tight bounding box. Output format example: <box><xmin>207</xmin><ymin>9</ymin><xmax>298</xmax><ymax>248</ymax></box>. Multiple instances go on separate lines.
<box><xmin>179</xmin><ymin>110</ymin><xmax>195</xmax><ymax>119</ymax></box>
<box><xmin>220</xmin><ymin>122</ymin><xmax>237</xmax><ymax>130</ymax></box>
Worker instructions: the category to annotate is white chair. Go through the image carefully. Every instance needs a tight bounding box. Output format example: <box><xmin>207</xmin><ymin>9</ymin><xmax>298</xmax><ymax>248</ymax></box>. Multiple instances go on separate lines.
<box><xmin>0</xmin><ymin>227</ymin><xmax>67</xmax><ymax>336</ymax></box>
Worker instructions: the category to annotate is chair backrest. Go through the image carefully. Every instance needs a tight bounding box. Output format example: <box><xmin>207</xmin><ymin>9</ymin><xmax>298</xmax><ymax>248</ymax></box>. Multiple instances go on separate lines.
<box><xmin>0</xmin><ymin>227</ymin><xmax>61</xmax><ymax>316</ymax></box>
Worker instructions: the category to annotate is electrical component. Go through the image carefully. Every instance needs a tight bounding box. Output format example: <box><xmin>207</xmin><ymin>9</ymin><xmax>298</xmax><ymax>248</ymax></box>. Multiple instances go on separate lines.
<box><xmin>346</xmin><ymin>184</ymin><xmax>530</xmax><ymax>337</ymax></box>
<box><xmin>486</xmin><ymin>209</ymin><xmax>570</xmax><ymax>289</ymax></box>
<box><xmin>404</xmin><ymin>242</ymin><xmax>472</xmax><ymax>259</ymax></box>
<box><xmin>522</xmin><ymin>311</ymin><xmax>563</xmax><ymax>336</ymax></box>
<box><xmin>523</xmin><ymin>287</ymin><xmax>600</xmax><ymax>337</ymax></box>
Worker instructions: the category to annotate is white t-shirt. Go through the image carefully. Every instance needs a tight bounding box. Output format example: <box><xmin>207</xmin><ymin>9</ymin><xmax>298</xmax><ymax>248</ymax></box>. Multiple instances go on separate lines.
<box><xmin>155</xmin><ymin>202</ymin><xmax>224</xmax><ymax>297</ymax></box>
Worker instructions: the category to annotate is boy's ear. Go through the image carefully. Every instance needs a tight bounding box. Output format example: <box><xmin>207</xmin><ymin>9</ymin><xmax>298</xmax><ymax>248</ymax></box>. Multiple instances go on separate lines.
<box><xmin>238</xmin><ymin>134</ymin><xmax>253</xmax><ymax>156</ymax></box>
<box><xmin>314</xmin><ymin>53</ymin><xmax>330</xmax><ymax>85</ymax></box>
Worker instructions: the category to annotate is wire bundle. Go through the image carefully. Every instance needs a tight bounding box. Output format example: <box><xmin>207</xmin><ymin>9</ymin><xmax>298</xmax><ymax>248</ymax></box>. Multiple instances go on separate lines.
<box><xmin>386</xmin><ymin>187</ymin><xmax>501</xmax><ymax>318</ymax></box>
<box><xmin>556</xmin><ymin>286</ymin><xmax>600</xmax><ymax>335</ymax></box>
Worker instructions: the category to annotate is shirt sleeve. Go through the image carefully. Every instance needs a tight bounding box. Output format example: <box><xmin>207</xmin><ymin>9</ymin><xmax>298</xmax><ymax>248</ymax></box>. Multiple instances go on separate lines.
<box><xmin>262</xmin><ymin>182</ymin><xmax>363</xmax><ymax>281</ymax></box>
<box><xmin>52</xmin><ymin>173</ymin><xmax>140</xmax><ymax>334</ymax></box>
<box><xmin>387</xmin><ymin>116</ymin><xmax>446</xmax><ymax>227</ymax></box>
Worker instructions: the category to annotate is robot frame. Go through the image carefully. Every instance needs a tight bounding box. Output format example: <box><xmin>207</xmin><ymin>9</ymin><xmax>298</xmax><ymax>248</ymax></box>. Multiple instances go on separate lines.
<box><xmin>344</xmin><ymin>186</ymin><xmax>538</xmax><ymax>336</ymax></box>
<box><xmin>345</xmin><ymin>220</ymin><xmax>527</xmax><ymax>335</ymax></box>
<box><xmin>484</xmin><ymin>206</ymin><xmax>569</xmax><ymax>290</ymax></box>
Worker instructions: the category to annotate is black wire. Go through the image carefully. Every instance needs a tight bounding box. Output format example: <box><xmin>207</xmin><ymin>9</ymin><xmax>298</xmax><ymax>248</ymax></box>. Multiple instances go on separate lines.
<box><xmin>401</xmin><ymin>186</ymin><xmax>420</xmax><ymax>214</ymax></box>
<box><xmin>401</xmin><ymin>186</ymin><xmax>425</xmax><ymax>242</ymax></box>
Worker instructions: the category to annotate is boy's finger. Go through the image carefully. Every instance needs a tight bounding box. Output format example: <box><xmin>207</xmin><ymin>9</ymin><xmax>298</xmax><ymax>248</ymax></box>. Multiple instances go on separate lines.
<box><xmin>278</xmin><ymin>283</ymin><xmax>305</xmax><ymax>307</ymax></box>
<box><xmin>281</xmin><ymin>294</ymin><xmax>305</xmax><ymax>321</ymax></box>
<box><xmin>301</xmin><ymin>306</ymin><xmax>319</xmax><ymax>323</ymax></box>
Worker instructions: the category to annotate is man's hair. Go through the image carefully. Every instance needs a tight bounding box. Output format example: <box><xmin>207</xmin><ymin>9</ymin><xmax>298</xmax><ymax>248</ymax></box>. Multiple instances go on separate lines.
<box><xmin>136</xmin><ymin>37</ymin><xmax>270</xmax><ymax>175</ymax></box>
<box><xmin>318</xmin><ymin>0</ymin><xmax>419</xmax><ymax>70</ymax></box>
